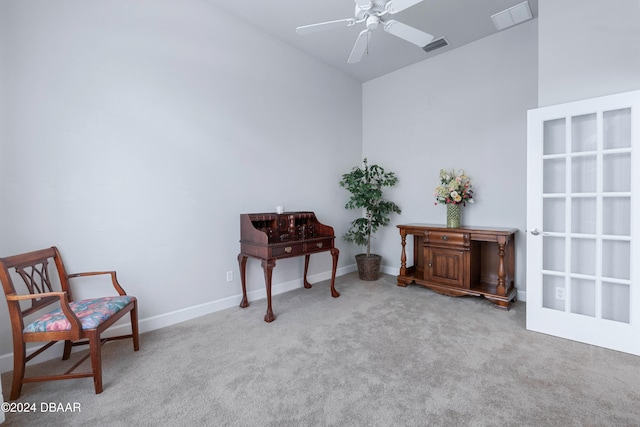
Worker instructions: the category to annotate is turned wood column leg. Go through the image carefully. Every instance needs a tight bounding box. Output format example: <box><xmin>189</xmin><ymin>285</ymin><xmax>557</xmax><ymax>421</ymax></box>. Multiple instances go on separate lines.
<box><xmin>262</xmin><ymin>259</ymin><xmax>276</xmax><ymax>323</ymax></box>
<box><xmin>493</xmin><ymin>236</ymin><xmax>510</xmax><ymax>310</ymax></box>
<box><xmin>397</xmin><ymin>228</ymin><xmax>409</xmax><ymax>287</ymax></box>
<box><xmin>330</xmin><ymin>248</ymin><xmax>340</xmax><ymax>298</ymax></box>
<box><xmin>399</xmin><ymin>229</ymin><xmax>407</xmax><ymax>276</ymax></box>
<box><xmin>303</xmin><ymin>254</ymin><xmax>312</xmax><ymax>289</ymax></box>
<box><xmin>497</xmin><ymin>237</ymin><xmax>506</xmax><ymax>297</ymax></box>
<box><xmin>238</xmin><ymin>254</ymin><xmax>249</xmax><ymax>308</ymax></box>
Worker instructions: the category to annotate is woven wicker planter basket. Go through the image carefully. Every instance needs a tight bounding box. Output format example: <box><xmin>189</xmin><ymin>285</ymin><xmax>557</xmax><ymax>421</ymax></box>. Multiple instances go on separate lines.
<box><xmin>355</xmin><ymin>254</ymin><xmax>382</xmax><ymax>281</ymax></box>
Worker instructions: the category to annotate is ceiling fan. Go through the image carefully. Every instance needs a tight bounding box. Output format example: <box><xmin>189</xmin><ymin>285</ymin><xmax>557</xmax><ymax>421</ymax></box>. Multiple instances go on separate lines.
<box><xmin>296</xmin><ymin>0</ymin><xmax>434</xmax><ymax>64</ymax></box>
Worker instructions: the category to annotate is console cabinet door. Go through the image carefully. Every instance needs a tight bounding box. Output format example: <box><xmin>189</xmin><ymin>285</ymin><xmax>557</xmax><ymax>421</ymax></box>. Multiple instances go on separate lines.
<box><xmin>425</xmin><ymin>247</ymin><xmax>469</xmax><ymax>289</ymax></box>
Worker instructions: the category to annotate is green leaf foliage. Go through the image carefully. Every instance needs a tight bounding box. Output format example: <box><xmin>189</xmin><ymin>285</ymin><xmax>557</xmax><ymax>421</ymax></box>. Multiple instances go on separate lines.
<box><xmin>339</xmin><ymin>158</ymin><xmax>401</xmax><ymax>256</ymax></box>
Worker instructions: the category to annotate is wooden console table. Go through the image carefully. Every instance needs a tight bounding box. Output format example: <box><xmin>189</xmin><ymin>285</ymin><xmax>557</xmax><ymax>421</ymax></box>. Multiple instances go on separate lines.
<box><xmin>238</xmin><ymin>211</ymin><xmax>339</xmax><ymax>322</ymax></box>
<box><xmin>397</xmin><ymin>224</ymin><xmax>517</xmax><ymax>309</ymax></box>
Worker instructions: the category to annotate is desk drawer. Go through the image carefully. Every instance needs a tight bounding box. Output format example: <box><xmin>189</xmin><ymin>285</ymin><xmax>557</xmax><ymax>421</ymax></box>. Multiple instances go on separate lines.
<box><xmin>271</xmin><ymin>243</ymin><xmax>303</xmax><ymax>258</ymax></box>
<box><xmin>304</xmin><ymin>238</ymin><xmax>333</xmax><ymax>253</ymax></box>
<box><xmin>425</xmin><ymin>230</ymin><xmax>469</xmax><ymax>247</ymax></box>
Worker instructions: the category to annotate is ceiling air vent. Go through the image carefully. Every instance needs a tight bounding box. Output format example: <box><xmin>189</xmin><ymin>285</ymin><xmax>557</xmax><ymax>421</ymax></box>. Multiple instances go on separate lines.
<box><xmin>491</xmin><ymin>1</ymin><xmax>533</xmax><ymax>31</ymax></box>
<box><xmin>422</xmin><ymin>37</ymin><xmax>449</xmax><ymax>53</ymax></box>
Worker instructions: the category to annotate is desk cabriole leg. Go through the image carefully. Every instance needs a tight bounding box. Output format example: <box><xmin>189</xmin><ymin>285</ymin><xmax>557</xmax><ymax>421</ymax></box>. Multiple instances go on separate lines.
<box><xmin>330</xmin><ymin>248</ymin><xmax>340</xmax><ymax>298</ymax></box>
<box><xmin>262</xmin><ymin>258</ymin><xmax>276</xmax><ymax>322</ymax></box>
<box><xmin>238</xmin><ymin>254</ymin><xmax>249</xmax><ymax>308</ymax></box>
<box><xmin>303</xmin><ymin>254</ymin><xmax>312</xmax><ymax>289</ymax></box>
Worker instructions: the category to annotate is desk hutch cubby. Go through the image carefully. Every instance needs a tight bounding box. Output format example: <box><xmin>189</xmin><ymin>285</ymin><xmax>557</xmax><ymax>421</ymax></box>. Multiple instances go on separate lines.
<box><xmin>396</xmin><ymin>224</ymin><xmax>517</xmax><ymax>309</ymax></box>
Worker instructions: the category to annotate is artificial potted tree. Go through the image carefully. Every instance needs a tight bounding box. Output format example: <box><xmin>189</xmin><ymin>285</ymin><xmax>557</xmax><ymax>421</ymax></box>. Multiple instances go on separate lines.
<box><xmin>339</xmin><ymin>158</ymin><xmax>401</xmax><ymax>281</ymax></box>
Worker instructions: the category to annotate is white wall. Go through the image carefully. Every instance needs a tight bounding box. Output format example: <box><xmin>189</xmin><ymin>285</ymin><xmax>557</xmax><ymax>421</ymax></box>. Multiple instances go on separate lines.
<box><xmin>362</xmin><ymin>20</ymin><xmax>538</xmax><ymax>298</ymax></box>
<box><xmin>0</xmin><ymin>0</ymin><xmax>362</xmax><ymax>366</ymax></box>
<box><xmin>0</xmin><ymin>0</ymin><xmax>6</xmax><ymax>252</ymax></box>
<box><xmin>538</xmin><ymin>0</ymin><xmax>640</xmax><ymax>106</ymax></box>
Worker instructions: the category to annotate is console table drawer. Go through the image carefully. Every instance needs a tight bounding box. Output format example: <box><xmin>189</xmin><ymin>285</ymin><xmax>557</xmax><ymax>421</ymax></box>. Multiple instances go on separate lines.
<box><xmin>425</xmin><ymin>230</ymin><xmax>469</xmax><ymax>247</ymax></box>
<box><xmin>304</xmin><ymin>239</ymin><xmax>332</xmax><ymax>253</ymax></box>
<box><xmin>272</xmin><ymin>244</ymin><xmax>304</xmax><ymax>257</ymax></box>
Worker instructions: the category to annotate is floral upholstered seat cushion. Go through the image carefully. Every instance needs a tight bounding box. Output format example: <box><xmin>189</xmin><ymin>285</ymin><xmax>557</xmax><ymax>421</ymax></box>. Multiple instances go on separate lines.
<box><xmin>23</xmin><ymin>296</ymin><xmax>134</xmax><ymax>333</ymax></box>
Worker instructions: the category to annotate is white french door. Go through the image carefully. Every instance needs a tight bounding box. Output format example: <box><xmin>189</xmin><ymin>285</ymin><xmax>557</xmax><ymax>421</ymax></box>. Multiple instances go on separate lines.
<box><xmin>527</xmin><ymin>90</ymin><xmax>640</xmax><ymax>356</ymax></box>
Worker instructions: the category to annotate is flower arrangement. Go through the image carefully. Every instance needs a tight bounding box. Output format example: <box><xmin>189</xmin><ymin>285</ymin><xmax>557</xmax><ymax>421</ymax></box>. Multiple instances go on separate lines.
<box><xmin>434</xmin><ymin>169</ymin><xmax>474</xmax><ymax>206</ymax></box>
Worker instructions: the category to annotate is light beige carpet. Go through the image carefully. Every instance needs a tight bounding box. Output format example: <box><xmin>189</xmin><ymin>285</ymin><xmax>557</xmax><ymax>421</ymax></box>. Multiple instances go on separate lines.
<box><xmin>2</xmin><ymin>272</ymin><xmax>639</xmax><ymax>426</ymax></box>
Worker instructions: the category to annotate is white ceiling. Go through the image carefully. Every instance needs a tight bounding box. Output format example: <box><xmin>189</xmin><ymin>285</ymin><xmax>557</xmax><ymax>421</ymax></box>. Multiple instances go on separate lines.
<box><xmin>203</xmin><ymin>0</ymin><xmax>539</xmax><ymax>82</ymax></box>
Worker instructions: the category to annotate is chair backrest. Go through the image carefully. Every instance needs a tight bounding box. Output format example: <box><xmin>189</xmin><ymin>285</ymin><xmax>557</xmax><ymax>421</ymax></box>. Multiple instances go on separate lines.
<box><xmin>0</xmin><ymin>247</ymin><xmax>73</xmax><ymax>325</ymax></box>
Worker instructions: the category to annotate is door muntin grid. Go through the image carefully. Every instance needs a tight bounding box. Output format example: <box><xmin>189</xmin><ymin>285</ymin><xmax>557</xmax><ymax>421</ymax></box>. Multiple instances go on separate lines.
<box><xmin>541</xmin><ymin>108</ymin><xmax>631</xmax><ymax>323</ymax></box>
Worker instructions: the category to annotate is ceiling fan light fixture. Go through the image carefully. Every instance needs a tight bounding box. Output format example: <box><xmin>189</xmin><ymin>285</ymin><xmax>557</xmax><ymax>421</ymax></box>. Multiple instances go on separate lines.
<box><xmin>366</xmin><ymin>15</ymin><xmax>380</xmax><ymax>30</ymax></box>
<box><xmin>491</xmin><ymin>1</ymin><xmax>533</xmax><ymax>31</ymax></box>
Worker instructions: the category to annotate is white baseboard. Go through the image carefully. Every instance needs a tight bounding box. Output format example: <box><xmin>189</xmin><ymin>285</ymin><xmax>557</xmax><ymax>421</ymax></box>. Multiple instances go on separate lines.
<box><xmin>380</xmin><ymin>264</ymin><xmax>399</xmax><ymax>277</ymax></box>
<box><xmin>0</xmin><ymin>265</ymin><xmax>357</xmax><ymax>374</ymax></box>
<box><xmin>517</xmin><ymin>290</ymin><xmax>527</xmax><ymax>302</ymax></box>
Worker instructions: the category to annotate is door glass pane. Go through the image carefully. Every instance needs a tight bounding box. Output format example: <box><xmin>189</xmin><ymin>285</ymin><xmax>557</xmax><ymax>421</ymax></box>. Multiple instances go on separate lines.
<box><xmin>543</xmin><ymin>198</ymin><xmax>565</xmax><ymax>232</ymax></box>
<box><xmin>572</xmin><ymin>197</ymin><xmax>596</xmax><ymax>234</ymax></box>
<box><xmin>571</xmin><ymin>238</ymin><xmax>595</xmax><ymax>275</ymax></box>
<box><xmin>603</xmin><ymin>108</ymin><xmax>631</xmax><ymax>149</ymax></box>
<box><xmin>544</xmin><ymin>158</ymin><xmax>565</xmax><ymax>193</ymax></box>
<box><xmin>572</xmin><ymin>155</ymin><xmax>596</xmax><ymax>193</ymax></box>
<box><xmin>603</xmin><ymin>153</ymin><xmax>631</xmax><ymax>192</ymax></box>
<box><xmin>603</xmin><ymin>197</ymin><xmax>631</xmax><ymax>236</ymax></box>
<box><xmin>602</xmin><ymin>282</ymin><xmax>630</xmax><ymax>323</ymax></box>
<box><xmin>572</xmin><ymin>113</ymin><xmax>597</xmax><ymax>152</ymax></box>
<box><xmin>602</xmin><ymin>240</ymin><xmax>630</xmax><ymax>280</ymax></box>
<box><xmin>543</xmin><ymin>274</ymin><xmax>565</xmax><ymax>311</ymax></box>
<box><xmin>570</xmin><ymin>278</ymin><xmax>595</xmax><ymax>317</ymax></box>
<box><xmin>543</xmin><ymin>118</ymin><xmax>566</xmax><ymax>155</ymax></box>
<box><xmin>543</xmin><ymin>236</ymin><xmax>565</xmax><ymax>272</ymax></box>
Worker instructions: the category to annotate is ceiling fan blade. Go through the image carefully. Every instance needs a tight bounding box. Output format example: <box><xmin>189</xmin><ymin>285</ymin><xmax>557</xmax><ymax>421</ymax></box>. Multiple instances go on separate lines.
<box><xmin>348</xmin><ymin>29</ymin><xmax>371</xmax><ymax>63</ymax></box>
<box><xmin>385</xmin><ymin>0</ymin><xmax>425</xmax><ymax>14</ymax></box>
<box><xmin>383</xmin><ymin>20</ymin><xmax>433</xmax><ymax>47</ymax></box>
<box><xmin>296</xmin><ymin>18</ymin><xmax>356</xmax><ymax>35</ymax></box>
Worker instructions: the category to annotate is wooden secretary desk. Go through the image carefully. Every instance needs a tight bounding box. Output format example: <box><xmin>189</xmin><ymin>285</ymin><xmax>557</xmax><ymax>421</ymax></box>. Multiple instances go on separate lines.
<box><xmin>238</xmin><ymin>211</ymin><xmax>339</xmax><ymax>322</ymax></box>
<box><xmin>396</xmin><ymin>224</ymin><xmax>517</xmax><ymax>309</ymax></box>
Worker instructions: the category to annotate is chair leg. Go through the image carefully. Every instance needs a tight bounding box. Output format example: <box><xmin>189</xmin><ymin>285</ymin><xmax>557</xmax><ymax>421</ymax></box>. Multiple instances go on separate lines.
<box><xmin>62</xmin><ymin>339</ymin><xmax>73</xmax><ymax>360</ymax></box>
<box><xmin>88</xmin><ymin>331</ymin><xmax>103</xmax><ymax>394</ymax></box>
<box><xmin>10</xmin><ymin>343</ymin><xmax>26</xmax><ymax>401</ymax></box>
<box><xmin>131</xmin><ymin>301</ymin><xmax>140</xmax><ymax>351</ymax></box>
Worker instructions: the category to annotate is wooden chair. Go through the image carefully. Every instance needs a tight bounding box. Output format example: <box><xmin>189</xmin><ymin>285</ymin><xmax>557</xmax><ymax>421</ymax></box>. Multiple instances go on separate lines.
<box><xmin>0</xmin><ymin>246</ymin><xmax>139</xmax><ymax>400</ymax></box>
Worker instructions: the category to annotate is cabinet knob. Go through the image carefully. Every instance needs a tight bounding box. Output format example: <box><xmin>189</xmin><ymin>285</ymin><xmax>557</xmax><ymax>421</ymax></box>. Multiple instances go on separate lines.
<box><xmin>441</xmin><ymin>235</ymin><xmax>448</xmax><ymax>241</ymax></box>
<box><xmin>428</xmin><ymin>263</ymin><xmax>432</xmax><ymax>268</ymax></box>
<box><xmin>284</xmin><ymin>247</ymin><xmax>292</xmax><ymax>253</ymax></box>
<box><xmin>317</xmin><ymin>242</ymin><xmax>323</xmax><ymax>248</ymax></box>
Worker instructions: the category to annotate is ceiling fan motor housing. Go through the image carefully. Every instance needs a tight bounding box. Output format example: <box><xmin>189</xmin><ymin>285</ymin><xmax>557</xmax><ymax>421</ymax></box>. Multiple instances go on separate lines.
<box><xmin>355</xmin><ymin>0</ymin><xmax>391</xmax><ymax>20</ymax></box>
